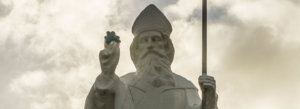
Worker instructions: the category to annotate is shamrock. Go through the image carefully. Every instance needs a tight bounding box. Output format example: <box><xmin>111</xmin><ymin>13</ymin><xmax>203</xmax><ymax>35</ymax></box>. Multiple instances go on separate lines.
<box><xmin>105</xmin><ymin>31</ymin><xmax>121</xmax><ymax>44</ymax></box>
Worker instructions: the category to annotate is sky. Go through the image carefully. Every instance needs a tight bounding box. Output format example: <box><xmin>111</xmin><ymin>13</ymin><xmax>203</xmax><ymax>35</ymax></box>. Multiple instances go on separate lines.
<box><xmin>0</xmin><ymin>0</ymin><xmax>300</xmax><ymax>109</ymax></box>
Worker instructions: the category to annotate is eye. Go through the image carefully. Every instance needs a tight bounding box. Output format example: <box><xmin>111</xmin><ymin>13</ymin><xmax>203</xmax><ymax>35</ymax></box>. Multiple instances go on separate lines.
<box><xmin>153</xmin><ymin>36</ymin><xmax>162</xmax><ymax>42</ymax></box>
<box><xmin>144</xmin><ymin>38</ymin><xmax>148</xmax><ymax>42</ymax></box>
<box><xmin>152</xmin><ymin>37</ymin><xmax>156</xmax><ymax>42</ymax></box>
<box><xmin>140</xmin><ymin>38</ymin><xmax>147</xmax><ymax>43</ymax></box>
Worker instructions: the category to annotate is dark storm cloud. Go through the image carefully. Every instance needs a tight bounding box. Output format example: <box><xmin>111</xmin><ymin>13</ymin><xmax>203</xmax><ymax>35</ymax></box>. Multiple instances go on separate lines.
<box><xmin>0</xmin><ymin>1</ymin><xmax>13</xmax><ymax>18</ymax></box>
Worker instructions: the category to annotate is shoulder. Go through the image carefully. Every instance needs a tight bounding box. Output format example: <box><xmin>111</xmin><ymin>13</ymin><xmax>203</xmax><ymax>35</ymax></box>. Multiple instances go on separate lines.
<box><xmin>120</xmin><ymin>72</ymin><xmax>137</xmax><ymax>85</ymax></box>
<box><xmin>172</xmin><ymin>73</ymin><xmax>198</xmax><ymax>90</ymax></box>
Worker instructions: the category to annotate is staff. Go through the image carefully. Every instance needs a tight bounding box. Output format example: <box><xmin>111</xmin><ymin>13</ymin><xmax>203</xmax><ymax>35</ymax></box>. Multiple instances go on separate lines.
<box><xmin>202</xmin><ymin>0</ymin><xmax>208</xmax><ymax>109</ymax></box>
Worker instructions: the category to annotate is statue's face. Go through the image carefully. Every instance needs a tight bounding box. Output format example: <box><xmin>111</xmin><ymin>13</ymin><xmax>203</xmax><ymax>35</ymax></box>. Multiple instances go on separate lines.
<box><xmin>135</xmin><ymin>31</ymin><xmax>175</xmax><ymax>87</ymax></box>
<box><xmin>130</xmin><ymin>30</ymin><xmax>174</xmax><ymax>68</ymax></box>
<box><xmin>137</xmin><ymin>31</ymin><xmax>165</xmax><ymax>54</ymax></box>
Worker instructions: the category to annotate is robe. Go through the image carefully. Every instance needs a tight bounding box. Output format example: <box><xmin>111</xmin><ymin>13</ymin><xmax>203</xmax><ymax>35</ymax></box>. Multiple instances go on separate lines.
<box><xmin>85</xmin><ymin>72</ymin><xmax>203</xmax><ymax>109</ymax></box>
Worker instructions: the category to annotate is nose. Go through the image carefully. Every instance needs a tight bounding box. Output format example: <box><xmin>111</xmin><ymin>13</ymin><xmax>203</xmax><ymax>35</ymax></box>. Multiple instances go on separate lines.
<box><xmin>146</xmin><ymin>39</ymin><xmax>154</xmax><ymax>50</ymax></box>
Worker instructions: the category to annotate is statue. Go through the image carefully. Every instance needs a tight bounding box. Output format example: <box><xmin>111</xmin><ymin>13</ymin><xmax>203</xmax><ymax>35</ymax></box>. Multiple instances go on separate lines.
<box><xmin>85</xmin><ymin>4</ymin><xmax>218</xmax><ymax>109</ymax></box>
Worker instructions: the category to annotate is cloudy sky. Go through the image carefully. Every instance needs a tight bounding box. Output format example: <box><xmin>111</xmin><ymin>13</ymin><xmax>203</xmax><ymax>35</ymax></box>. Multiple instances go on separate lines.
<box><xmin>1</xmin><ymin>0</ymin><xmax>300</xmax><ymax>109</ymax></box>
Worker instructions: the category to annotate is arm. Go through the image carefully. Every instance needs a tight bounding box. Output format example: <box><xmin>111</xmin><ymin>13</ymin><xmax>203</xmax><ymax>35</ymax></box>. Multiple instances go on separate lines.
<box><xmin>84</xmin><ymin>37</ymin><xmax>127</xmax><ymax>109</ymax></box>
<box><xmin>85</xmin><ymin>73</ymin><xmax>130</xmax><ymax>109</ymax></box>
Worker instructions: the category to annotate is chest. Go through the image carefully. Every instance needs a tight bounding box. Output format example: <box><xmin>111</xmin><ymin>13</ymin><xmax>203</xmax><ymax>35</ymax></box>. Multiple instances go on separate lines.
<box><xmin>128</xmin><ymin>86</ymin><xmax>190</xmax><ymax>109</ymax></box>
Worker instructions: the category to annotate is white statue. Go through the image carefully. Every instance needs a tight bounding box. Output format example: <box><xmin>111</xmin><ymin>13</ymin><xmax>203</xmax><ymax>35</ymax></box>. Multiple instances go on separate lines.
<box><xmin>85</xmin><ymin>4</ymin><xmax>218</xmax><ymax>109</ymax></box>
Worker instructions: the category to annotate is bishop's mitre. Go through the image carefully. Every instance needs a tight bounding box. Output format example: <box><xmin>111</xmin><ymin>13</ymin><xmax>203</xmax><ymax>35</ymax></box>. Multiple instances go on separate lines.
<box><xmin>132</xmin><ymin>4</ymin><xmax>173</xmax><ymax>37</ymax></box>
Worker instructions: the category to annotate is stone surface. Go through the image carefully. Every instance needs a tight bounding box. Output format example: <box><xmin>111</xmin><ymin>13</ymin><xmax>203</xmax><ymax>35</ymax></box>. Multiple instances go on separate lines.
<box><xmin>84</xmin><ymin>4</ymin><xmax>218</xmax><ymax>109</ymax></box>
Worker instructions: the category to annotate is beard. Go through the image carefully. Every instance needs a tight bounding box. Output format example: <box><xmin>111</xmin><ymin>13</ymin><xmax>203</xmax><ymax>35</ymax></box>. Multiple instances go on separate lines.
<box><xmin>136</xmin><ymin>48</ymin><xmax>175</xmax><ymax>88</ymax></box>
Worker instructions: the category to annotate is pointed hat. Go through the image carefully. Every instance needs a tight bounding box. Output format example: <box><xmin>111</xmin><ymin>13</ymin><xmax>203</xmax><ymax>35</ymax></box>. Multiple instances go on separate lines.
<box><xmin>132</xmin><ymin>4</ymin><xmax>172</xmax><ymax>36</ymax></box>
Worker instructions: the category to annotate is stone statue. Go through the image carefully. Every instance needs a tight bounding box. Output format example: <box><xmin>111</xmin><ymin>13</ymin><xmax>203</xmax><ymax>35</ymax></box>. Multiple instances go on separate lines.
<box><xmin>85</xmin><ymin>4</ymin><xmax>218</xmax><ymax>109</ymax></box>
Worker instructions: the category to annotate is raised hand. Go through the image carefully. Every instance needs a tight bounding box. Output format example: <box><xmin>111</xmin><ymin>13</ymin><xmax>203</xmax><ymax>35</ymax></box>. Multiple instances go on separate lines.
<box><xmin>99</xmin><ymin>41</ymin><xmax>120</xmax><ymax>77</ymax></box>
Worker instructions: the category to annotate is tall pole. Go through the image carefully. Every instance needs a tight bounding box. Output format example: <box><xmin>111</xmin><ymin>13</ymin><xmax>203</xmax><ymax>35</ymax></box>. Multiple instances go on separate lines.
<box><xmin>202</xmin><ymin>0</ymin><xmax>207</xmax><ymax>109</ymax></box>
<box><xmin>202</xmin><ymin>0</ymin><xmax>207</xmax><ymax>76</ymax></box>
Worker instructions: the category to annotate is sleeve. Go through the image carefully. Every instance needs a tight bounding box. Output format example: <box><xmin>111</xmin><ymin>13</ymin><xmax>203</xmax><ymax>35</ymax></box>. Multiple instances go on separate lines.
<box><xmin>185</xmin><ymin>89</ymin><xmax>201</xmax><ymax>109</ymax></box>
<box><xmin>185</xmin><ymin>88</ymin><xmax>218</xmax><ymax>109</ymax></box>
<box><xmin>84</xmin><ymin>74</ymin><xmax>134</xmax><ymax>109</ymax></box>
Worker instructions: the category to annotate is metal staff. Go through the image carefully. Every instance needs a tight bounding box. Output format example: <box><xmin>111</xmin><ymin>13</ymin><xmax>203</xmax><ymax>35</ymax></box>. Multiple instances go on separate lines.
<box><xmin>202</xmin><ymin>0</ymin><xmax>207</xmax><ymax>109</ymax></box>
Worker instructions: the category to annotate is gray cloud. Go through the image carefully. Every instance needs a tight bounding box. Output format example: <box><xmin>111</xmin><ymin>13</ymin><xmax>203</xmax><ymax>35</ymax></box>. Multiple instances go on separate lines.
<box><xmin>289</xmin><ymin>0</ymin><xmax>300</xmax><ymax>4</ymax></box>
<box><xmin>213</xmin><ymin>13</ymin><xmax>300</xmax><ymax>109</ymax></box>
<box><xmin>221</xmin><ymin>24</ymin><xmax>300</xmax><ymax>86</ymax></box>
<box><xmin>106</xmin><ymin>0</ymin><xmax>179</xmax><ymax>30</ymax></box>
<box><xmin>190</xmin><ymin>5</ymin><xmax>228</xmax><ymax>22</ymax></box>
<box><xmin>214</xmin><ymin>2</ymin><xmax>300</xmax><ymax>107</ymax></box>
<box><xmin>0</xmin><ymin>1</ymin><xmax>13</xmax><ymax>18</ymax></box>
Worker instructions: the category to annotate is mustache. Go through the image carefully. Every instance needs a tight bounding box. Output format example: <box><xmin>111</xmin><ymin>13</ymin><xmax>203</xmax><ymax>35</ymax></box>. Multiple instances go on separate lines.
<box><xmin>140</xmin><ymin>49</ymin><xmax>165</xmax><ymax>59</ymax></box>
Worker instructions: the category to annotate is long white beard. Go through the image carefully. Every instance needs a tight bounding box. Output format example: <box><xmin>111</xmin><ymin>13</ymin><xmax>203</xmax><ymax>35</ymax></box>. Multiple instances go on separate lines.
<box><xmin>136</xmin><ymin>49</ymin><xmax>175</xmax><ymax>88</ymax></box>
